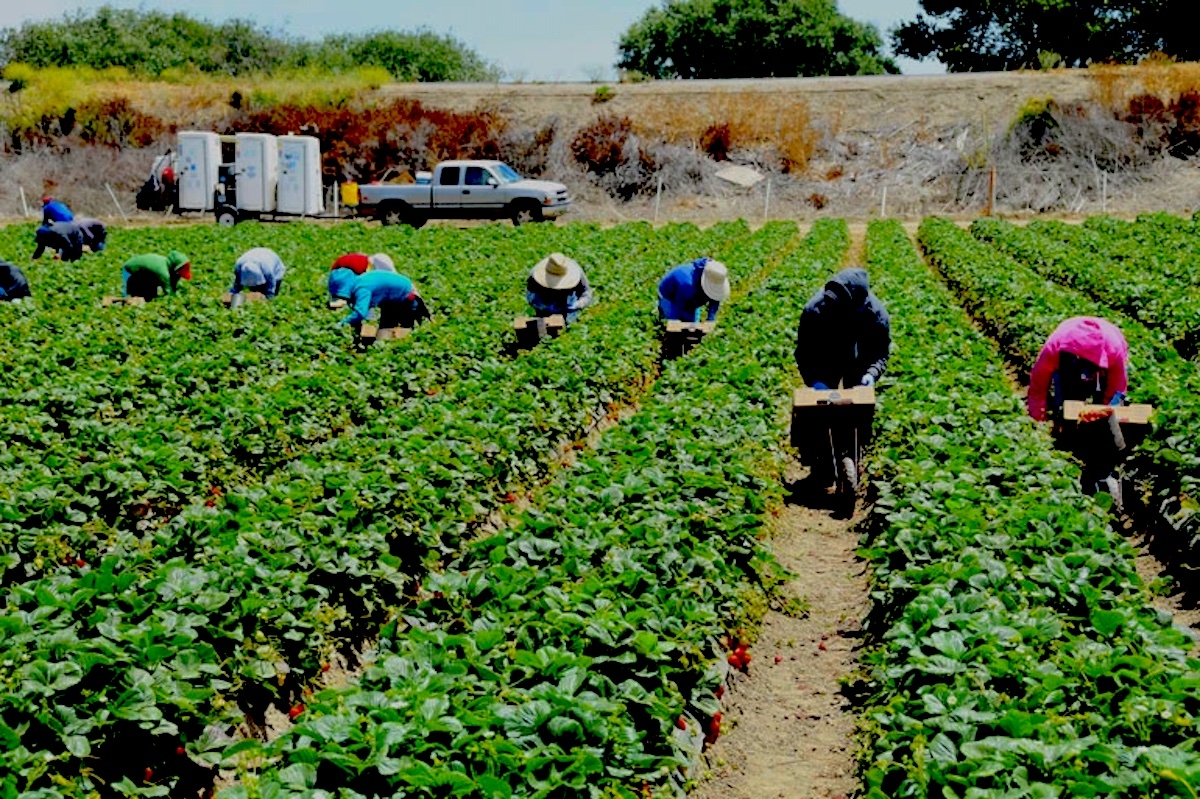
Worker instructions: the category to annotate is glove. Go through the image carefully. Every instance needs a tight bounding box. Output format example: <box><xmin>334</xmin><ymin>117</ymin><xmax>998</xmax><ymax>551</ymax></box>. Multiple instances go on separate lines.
<box><xmin>861</xmin><ymin>374</ymin><xmax>876</xmax><ymax>388</ymax></box>
<box><xmin>1109</xmin><ymin>391</ymin><xmax>1126</xmax><ymax>407</ymax></box>
<box><xmin>811</xmin><ymin>382</ymin><xmax>830</xmax><ymax>391</ymax></box>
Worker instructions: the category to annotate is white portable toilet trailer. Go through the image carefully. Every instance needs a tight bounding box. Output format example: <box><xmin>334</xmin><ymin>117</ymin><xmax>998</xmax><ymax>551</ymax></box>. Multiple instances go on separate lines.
<box><xmin>276</xmin><ymin>135</ymin><xmax>325</xmax><ymax>216</ymax></box>
<box><xmin>177</xmin><ymin>131</ymin><xmax>221</xmax><ymax>211</ymax></box>
<box><xmin>234</xmin><ymin>133</ymin><xmax>278</xmax><ymax>213</ymax></box>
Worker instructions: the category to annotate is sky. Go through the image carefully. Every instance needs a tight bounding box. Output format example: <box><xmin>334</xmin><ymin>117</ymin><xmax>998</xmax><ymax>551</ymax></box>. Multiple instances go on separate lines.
<box><xmin>0</xmin><ymin>0</ymin><xmax>944</xmax><ymax>81</ymax></box>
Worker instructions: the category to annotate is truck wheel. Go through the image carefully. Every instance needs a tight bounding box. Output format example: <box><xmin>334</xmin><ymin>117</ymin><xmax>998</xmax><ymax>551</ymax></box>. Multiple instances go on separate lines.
<box><xmin>381</xmin><ymin>203</ymin><xmax>410</xmax><ymax>227</ymax></box>
<box><xmin>511</xmin><ymin>202</ymin><xmax>543</xmax><ymax>227</ymax></box>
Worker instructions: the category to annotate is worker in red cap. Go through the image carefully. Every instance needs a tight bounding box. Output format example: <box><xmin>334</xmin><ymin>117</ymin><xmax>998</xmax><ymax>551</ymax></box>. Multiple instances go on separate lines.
<box><xmin>41</xmin><ymin>196</ymin><xmax>74</xmax><ymax>225</ymax></box>
<box><xmin>327</xmin><ymin>252</ymin><xmax>395</xmax><ymax>307</ymax></box>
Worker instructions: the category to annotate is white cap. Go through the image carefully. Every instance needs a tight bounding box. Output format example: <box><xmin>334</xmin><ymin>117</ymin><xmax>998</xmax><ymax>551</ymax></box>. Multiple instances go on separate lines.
<box><xmin>701</xmin><ymin>260</ymin><xmax>730</xmax><ymax>302</ymax></box>
<box><xmin>370</xmin><ymin>253</ymin><xmax>396</xmax><ymax>272</ymax></box>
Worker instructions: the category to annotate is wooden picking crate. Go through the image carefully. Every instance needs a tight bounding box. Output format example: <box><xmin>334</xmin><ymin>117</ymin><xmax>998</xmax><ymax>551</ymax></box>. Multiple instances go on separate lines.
<box><xmin>101</xmin><ymin>296</ymin><xmax>146</xmax><ymax>307</ymax></box>
<box><xmin>1062</xmin><ymin>401</ymin><xmax>1154</xmax><ymax>425</ymax></box>
<box><xmin>358</xmin><ymin>325</ymin><xmax>411</xmax><ymax>345</ymax></box>
<box><xmin>662</xmin><ymin>320</ymin><xmax>715</xmax><ymax>359</ymax></box>
<box><xmin>513</xmin><ymin>314</ymin><xmax>566</xmax><ymax>349</ymax></box>
<box><xmin>790</xmin><ymin>385</ymin><xmax>876</xmax><ymax>449</ymax></box>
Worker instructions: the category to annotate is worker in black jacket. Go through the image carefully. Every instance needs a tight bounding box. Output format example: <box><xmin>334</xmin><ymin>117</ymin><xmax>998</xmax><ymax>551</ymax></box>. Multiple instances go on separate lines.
<box><xmin>794</xmin><ymin>267</ymin><xmax>890</xmax><ymax>487</ymax></box>
<box><xmin>796</xmin><ymin>267</ymin><xmax>890</xmax><ymax>389</ymax></box>
<box><xmin>0</xmin><ymin>261</ymin><xmax>31</xmax><ymax>302</ymax></box>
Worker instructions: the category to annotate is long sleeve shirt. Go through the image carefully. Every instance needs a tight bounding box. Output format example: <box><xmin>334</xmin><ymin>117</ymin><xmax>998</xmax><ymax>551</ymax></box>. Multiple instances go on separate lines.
<box><xmin>122</xmin><ymin>254</ymin><xmax>178</xmax><ymax>297</ymax></box>
<box><xmin>526</xmin><ymin>273</ymin><xmax>593</xmax><ymax>317</ymax></box>
<box><xmin>1028</xmin><ymin>317</ymin><xmax>1129</xmax><ymax>421</ymax></box>
<box><xmin>33</xmin><ymin>223</ymin><xmax>85</xmax><ymax>262</ymax></box>
<box><xmin>341</xmin><ymin>271</ymin><xmax>416</xmax><ymax>326</ymax></box>
<box><xmin>42</xmin><ymin>200</ymin><xmax>74</xmax><ymax>225</ymax></box>
<box><xmin>658</xmin><ymin>260</ymin><xmax>719</xmax><ymax>322</ymax></box>
<box><xmin>796</xmin><ymin>268</ymin><xmax>891</xmax><ymax>389</ymax></box>
<box><xmin>0</xmin><ymin>261</ymin><xmax>31</xmax><ymax>301</ymax></box>
<box><xmin>231</xmin><ymin>248</ymin><xmax>287</xmax><ymax>297</ymax></box>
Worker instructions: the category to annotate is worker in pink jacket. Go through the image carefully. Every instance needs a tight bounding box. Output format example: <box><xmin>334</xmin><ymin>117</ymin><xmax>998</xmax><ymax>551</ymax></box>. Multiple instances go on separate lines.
<box><xmin>1027</xmin><ymin>316</ymin><xmax>1130</xmax><ymax>505</ymax></box>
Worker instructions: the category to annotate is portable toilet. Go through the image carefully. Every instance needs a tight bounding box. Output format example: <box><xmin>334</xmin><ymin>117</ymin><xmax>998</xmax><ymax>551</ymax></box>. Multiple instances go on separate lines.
<box><xmin>235</xmin><ymin>133</ymin><xmax>278</xmax><ymax>213</ymax></box>
<box><xmin>276</xmin><ymin>135</ymin><xmax>325</xmax><ymax>216</ymax></box>
<box><xmin>177</xmin><ymin>131</ymin><xmax>221</xmax><ymax>211</ymax></box>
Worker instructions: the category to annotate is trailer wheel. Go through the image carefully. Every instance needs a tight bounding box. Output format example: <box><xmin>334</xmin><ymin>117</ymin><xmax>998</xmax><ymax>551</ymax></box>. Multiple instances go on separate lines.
<box><xmin>215</xmin><ymin>205</ymin><xmax>239</xmax><ymax>227</ymax></box>
<box><xmin>511</xmin><ymin>201</ymin><xmax>543</xmax><ymax>227</ymax></box>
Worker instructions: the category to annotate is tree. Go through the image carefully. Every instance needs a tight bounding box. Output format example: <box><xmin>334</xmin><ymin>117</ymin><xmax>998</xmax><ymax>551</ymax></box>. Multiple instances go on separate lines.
<box><xmin>616</xmin><ymin>0</ymin><xmax>898</xmax><ymax>80</ymax></box>
<box><xmin>893</xmin><ymin>1</ymin><xmax>1200</xmax><ymax>72</ymax></box>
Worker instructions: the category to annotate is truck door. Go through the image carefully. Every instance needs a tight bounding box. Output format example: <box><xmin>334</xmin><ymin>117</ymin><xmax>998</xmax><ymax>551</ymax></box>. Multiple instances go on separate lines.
<box><xmin>431</xmin><ymin>166</ymin><xmax>462</xmax><ymax>210</ymax></box>
<box><xmin>460</xmin><ymin>165</ymin><xmax>505</xmax><ymax>211</ymax></box>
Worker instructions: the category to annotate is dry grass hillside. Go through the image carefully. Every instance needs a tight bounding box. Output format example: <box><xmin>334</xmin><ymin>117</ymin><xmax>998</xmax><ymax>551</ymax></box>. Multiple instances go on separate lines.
<box><xmin>3</xmin><ymin>64</ymin><xmax>1199</xmax><ymax>224</ymax></box>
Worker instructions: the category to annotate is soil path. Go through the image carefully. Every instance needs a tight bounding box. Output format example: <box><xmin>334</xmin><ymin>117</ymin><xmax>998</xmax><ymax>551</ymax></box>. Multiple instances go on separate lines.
<box><xmin>690</xmin><ymin>463</ymin><xmax>869</xmax><ymax>799</ymax></box>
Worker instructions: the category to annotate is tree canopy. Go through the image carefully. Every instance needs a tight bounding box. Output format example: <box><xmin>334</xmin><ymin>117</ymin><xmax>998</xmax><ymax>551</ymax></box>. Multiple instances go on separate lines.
<box><xmin>616</xmin><ymin>0</ymin><xmax>898</xmax><ymax>79</ymax></box>
<box><xmin>893</xmin><ymin>1</ymin><xmax>1200</xmax><ymax>72</ymax></box>
<box><xmin>0</xmin><ymin>6</ymin><xmax>499</xmax><ymax>81</ymax></box>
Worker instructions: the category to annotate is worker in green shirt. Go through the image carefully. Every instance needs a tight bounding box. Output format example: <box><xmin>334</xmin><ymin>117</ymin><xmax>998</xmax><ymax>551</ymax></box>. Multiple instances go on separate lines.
<box><xmin>122</xmin><ymin>250</ymin><xmax>192</xmax><ymax>300</ymax></box>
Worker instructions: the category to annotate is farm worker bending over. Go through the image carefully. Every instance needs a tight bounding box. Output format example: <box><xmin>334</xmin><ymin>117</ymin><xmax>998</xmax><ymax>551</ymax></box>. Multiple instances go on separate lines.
<box><xmin>328</xmin><ymin>252</ymin><xmax>395</xmax><ymax>307</ymax></box>
<box><xmin>795</xmin><ymin>268</ymin><xmax>891</xmax><ymax>390</ymax></box>
<box><xmin>527</xmin><ymin>252</ymin><xmax>592</xmax><ymax>322</ymax></box>
<box><xmin>41</xmin><ymin>196</ymin><xmax>74</xmax><ymax>225</ymax></box>
<box><xmin>122</xmin><ymin>250</ymin><xmax>192</xmax><ymax>301</ymax></box>
<box><xmin>331</xmin><ymin>270</ymin><xmax>430</xmax><ymax>330</ymax></box>
<box><xmin>76</xmin><ymin>218</ymin><xmax>108</xmax><ymax>253</ymax></box>
<box><xmin>658</xmin><ymin>257</ymin><xmax>730</xmax><ymax>322</ymax></box>
<box><xmin>33</xmin><ymin>222</ymin><xmax>85</xmax><ymax>262</ymax></box>
<box><xmin>0</xmin><ymin>261</ymin><xmax>31</xmax><ymax>302</ymax></box>
<box><xmin>231</xmin><ymin>247</ymin><xmax>287</xmax><ymax>299</ymax></box>
<box><xmin>1027</xmin><ymin>316</ymin><xmax>1130</xmax><ymax>500</ymax></box>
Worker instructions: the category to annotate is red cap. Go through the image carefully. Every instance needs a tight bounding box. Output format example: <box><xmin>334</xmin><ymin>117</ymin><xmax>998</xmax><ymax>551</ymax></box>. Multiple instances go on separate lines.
<box><xmin>42</xmin><ymin>196</ymin><xmax>53</xmax><ymax>204</ymax></box>
<box><xmin>178</xmin><ymin>263</ymin><xmax>193</xmax><ymax>281</ymax></box>
<box><xmin>332</xmin><ymin>252</ymin><xmax>370</xmax><ymax>275</ymax></box>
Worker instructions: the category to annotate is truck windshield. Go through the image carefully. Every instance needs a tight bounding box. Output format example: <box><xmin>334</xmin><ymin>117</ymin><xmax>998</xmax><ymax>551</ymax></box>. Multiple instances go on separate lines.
<box><xmin>495</xmin><ymin>164</ymin><xmax>522</xmax><ymax>183</ymax></box>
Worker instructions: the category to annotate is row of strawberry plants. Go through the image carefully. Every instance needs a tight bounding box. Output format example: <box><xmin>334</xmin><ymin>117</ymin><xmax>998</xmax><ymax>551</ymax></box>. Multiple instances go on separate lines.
<box><xmin>860</xmin><ymin>219</ymin><xmax>1200</xmax><ymax>798</ymax></box>
<box><xmin>970</xmin><ymin>216</ymin><xmax>1200</xmax><ymax>357</ymax></box>
<box><xmin>920</xmin><ymin>217</ymin><xmax>1200</xmax><ymax>550</ymax></box>
<box><xmin>0</xmin><ymin>222</ymin><xmax>768</xmax><ymax>797</ymax></box>
<box><xmin>1</xmin><ymin>221</ymin><xmax>628</xmax><ymax>585</ymax></box>
<box><xmin>215</xmin><ymin>220</ymin><xmax>849</xmax><ymax>799</ymax></box>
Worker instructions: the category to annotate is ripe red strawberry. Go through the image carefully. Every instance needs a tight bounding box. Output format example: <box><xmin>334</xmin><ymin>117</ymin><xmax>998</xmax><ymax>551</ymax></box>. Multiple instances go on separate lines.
<box><xmin>176</xmin><ymin>746</ymin><xmax>186</xmax><ymax>756</ymax></box>
<box><xmin>735</xmin><ymin>645</ymin><xmax>751</xmax><ymax>668</ymax></box>
<box><xmin>143</xmin><ymin>767</ymin><xmax>154</xmax><ymax>782</ymax></box>
<box><xmin>818</xmin><ymin>641</ymin><xmax>828</xmax><ymax>652</ymax></box>
<box><xmin>502</xmin><ymin>492</ymin><xmax>517</xmax><ymax>503</ymax></box>
<box><xmin>321</xmin><ymin>662</ymin><xmax>331</xmax><ymax>673</ymax></box>
<box><xmin>675</xmin><ymin>715</ymin><xmax>688</xmax><ymax>730</ymax></box>
<box><xmin>714</xmin><ymin>685</ymin><xmax>725</xmax><ymax>699</ymax></box>
<box><xmin>204</xmin><ymin>498</ymin><xmax>217</xmax><ymax>507</ymax></box>
<box><xmin>75</xmin><ymin>558</ymin><xmax>87</xmax><ymax>568</ymax></box>
<box><xmin>727</xmin><ymin>652</ymin><xmax>743</xmax><ymax>669</ymax></box>
<box><xmin>774</xmin><ymin>654</ymin><xmax>783</xmax><ymax>664</ymax></box>
<box><xmin>705</xmin><ymin>712</ymin><xmax>723</xmax><ymax>746</ymax></box>
<box><xmin>288</xmin><ymin>703</ymin><xmax>305</xmax><ymax>720</ymax></box>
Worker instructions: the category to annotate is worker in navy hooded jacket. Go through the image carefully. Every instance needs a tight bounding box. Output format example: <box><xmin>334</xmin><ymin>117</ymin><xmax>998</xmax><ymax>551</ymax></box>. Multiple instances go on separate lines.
<box><xmin>657</xmin><ymin>257</ymin><xmax>731</xmax><ymax>322</ymax></box>
<box><xmin>794</xmin><ymin>267</ymin><xmax>890</xmax><ymax>485</ymax></box>
<box><xmin>33</xmin><ymin>222</ymin><xmax>84</xmax><ymax>262</ymax></box>
<box><xmin>329</xmin><ymin>268</ymin><xmax>430</xmax><ymax>330</ymax></box>
<box><xmin>0</xmin><ymin>261</ymin><xmax>32</xmax><ymax>302</ymax></box>
<box><xmin>796</xmin><ymin>267</ymin><xmax>890</xmax><ymax>390</ymax></box>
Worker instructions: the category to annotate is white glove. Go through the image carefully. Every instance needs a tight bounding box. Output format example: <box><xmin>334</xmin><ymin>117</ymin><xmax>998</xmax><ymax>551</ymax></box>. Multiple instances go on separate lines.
<box><xmin>861</xmin><ymin>374</ymin><xmax>875</xmax><ymax>387</ymax></box>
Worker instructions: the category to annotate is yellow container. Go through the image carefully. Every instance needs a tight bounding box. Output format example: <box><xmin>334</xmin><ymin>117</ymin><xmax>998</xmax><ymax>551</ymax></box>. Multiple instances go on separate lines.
<box><xmin>340</xmin><ymin>182</ymin><xmax>360</xmax><ymax>207</ymax></box>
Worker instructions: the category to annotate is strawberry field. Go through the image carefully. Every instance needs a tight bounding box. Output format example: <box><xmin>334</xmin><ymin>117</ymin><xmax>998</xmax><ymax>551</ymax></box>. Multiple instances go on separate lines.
<box><xmin>1</xmin><ymin>213</ymin><xmax>1199</xmax><ymax>799</ymax></box>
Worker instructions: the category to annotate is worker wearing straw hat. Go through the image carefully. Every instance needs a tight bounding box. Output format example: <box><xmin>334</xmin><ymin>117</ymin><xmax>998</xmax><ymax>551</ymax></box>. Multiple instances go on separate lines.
<box><xmin>657</xmin><ymin>257</ymin><xmax>730</xmax><ymax>323</ymax></box>
<box><xmin>527</xmin><ymin>252</ymin><xmax>593</xmax><ymax>323</ymax></box>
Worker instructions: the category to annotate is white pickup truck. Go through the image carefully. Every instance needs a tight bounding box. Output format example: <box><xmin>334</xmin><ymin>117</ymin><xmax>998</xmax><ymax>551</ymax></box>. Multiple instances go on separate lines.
<box><xmin>358</xmin><ymin>160</ymin><xmax>572</xmax><ymax>227</ymax></box>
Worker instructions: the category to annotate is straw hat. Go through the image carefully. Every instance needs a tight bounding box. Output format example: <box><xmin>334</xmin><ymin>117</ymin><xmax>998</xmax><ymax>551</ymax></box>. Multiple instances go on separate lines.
<box><xmin>531</xmin><ymin>252</ymin><xmax>582</xmax><ymax>290</ymax></box>
<box><xmin>700</xmin><ymin>260</ymin><xmax>731</xmax><ymax>302</ymax></box>
<box><xmin>369</xmin><ymin>253</ymin><xmax>396</xmax><ymax>272</ymax></box>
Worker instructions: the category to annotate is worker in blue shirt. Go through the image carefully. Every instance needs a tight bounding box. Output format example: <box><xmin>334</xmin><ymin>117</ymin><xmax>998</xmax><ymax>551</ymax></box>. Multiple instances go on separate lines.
<box><xmin>658</xmin><ymin>257</ymin><xmax>730</xmax><ymax>322</ymax></box>
<box><xmin>41</xmin><ymin>196</ymin><xmax>74</xmax><ymax>225</ymax></box>
<box><xmin>330</xmin><ymin>270</ymin><xmax>430</xmax><ymax>330</ymax></box>
<box><xmin>527</xmin><ymin>252</ymin><xmax>593</xmax><ymax>322</ymax></box>
<box><xmin>230</xmin><ymin>247</ymin><xmax>287</xmax><ymax>300</ymax></box>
